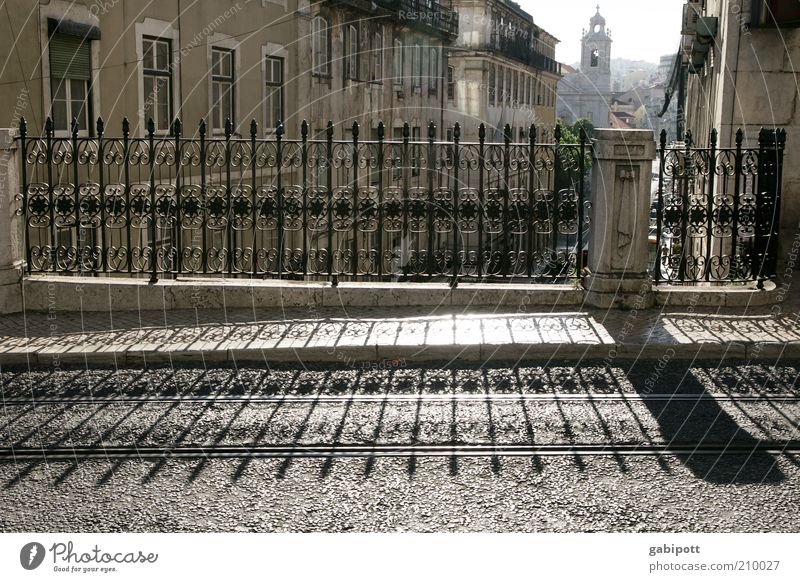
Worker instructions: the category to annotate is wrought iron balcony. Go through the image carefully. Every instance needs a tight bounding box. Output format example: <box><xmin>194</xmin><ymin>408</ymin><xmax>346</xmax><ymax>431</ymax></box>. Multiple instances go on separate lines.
<box><xmin>386</xmin><ymin>0</ymin><xmax>458</xmax><ymax>40</ymax></box>
<box><xmin>492</xmin><ymin>36</ymin><xmax>561</xmax><ymax>74</ymax></box>
<box><xmin>328</xmin><ymin>0</ymin><xmax>458</xmax><ymax>40</ymax></box>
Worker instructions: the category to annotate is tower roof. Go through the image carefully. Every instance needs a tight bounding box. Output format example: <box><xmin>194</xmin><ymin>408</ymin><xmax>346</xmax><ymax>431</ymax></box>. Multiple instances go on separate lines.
<box><xmin>584</xmin><ymin>4</ymin><xmax>610</xmax><ymax>40</ymax></box>
<box><xmin>590</xmin><ymin>5</ymin><xmax>606</xmax><ymax>28</ymax></box>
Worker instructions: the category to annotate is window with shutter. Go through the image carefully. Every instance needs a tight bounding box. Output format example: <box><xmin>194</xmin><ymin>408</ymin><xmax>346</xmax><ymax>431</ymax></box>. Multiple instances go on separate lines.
<box><xmin>49</xmin><ymin>33</ymin><xmax>91</xmax><ymax>132</ymax></box>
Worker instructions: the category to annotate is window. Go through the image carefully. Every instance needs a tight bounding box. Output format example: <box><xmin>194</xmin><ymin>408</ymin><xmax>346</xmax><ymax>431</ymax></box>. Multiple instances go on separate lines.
<box><xmin>536</xmin><ymin>79</ymin><xmax>542</xmax><ymax>105</ymax></box>
<box><xmin>372</xmin><ymin>32</ymin><xmax>383</xmax><ymax>83</ymax></box>
<box><xmin>522</xmin><ymin>75</ymin><xmax>531</xmax><ymax>105</ymax></box>
<box><xmin>49</xmin><ymin>33</ymin><xmax>91</xmax><ymax>133</ymax></box>
<box><xmin>447</xmin><ymin>66</ymin><xmax>455</xmax><ymax>100</ymax></box>
<box><xmin>142</xmin><ymin>37</ymin><xmax>172</xmax><ymax>132</ymax></box>
<box><xmin>591</xmin><ymin>49</ymin><xmax>599</xmax><ymax>67</ymax></box>
<box><xmin>312</xmin><ymin>16</ymin><xmax>329</xmax><ymax>76</ymax></box>
<box><xmin>51</xmin><ymin>79</ymin><xmax>88</xmax><ymax>133</ymax></box>
<box><xmin>393</xmin><ymin>39</ymin><xmax>403</xmax><ymax>87</ymax></box>
<box><xmin>428</xmin><ymin>47</ymin><xmax>438</xmax><ymax>94</ymax></box>
<box><xmin>488</xmin><ymin>63</ymin><xmax>496</xmax><ymax>106</ymax></box>
<box><xmin>504</xmin><ymin>68</ymin><xmax>510</xmax><ymax>103</ymax></box>
<box><xmin>751</xmin><ymin>0</ymin><xmax>800</xmax><ymax>26</ymax></box>
<box><xmin>211</xmin><ymin>48</ymin><xmax>235</xmax><ymax>131</ymax></box>
<box><xmin>346</xmin><ymin>24</ymin><xmax>359</xmax><ymax>80</ymax></box>
<box><xmin>514</xmin><ymin>70</ymin><xmax>520</xmax><ymax>104</ymax></box>
<box><xmin>412</xmin><ymin>45</ymin><xmax>421</xmax><ymax>89</ymax></box>
<box><xmin>264</xmin><ymin>56</ymin><xmax>283</xmax><ymax>131</ymax></box>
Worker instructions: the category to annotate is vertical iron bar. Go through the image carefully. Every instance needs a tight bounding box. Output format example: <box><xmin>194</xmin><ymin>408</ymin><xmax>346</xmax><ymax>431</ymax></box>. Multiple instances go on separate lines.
<box><xmin>19</xmin><ymin>118</ymin><xmax>29</xmax><ymax>274</ymax></box>
<box><xmin>426</xmin><ymin>121</ymin><xmax>435</xmax><ymax>277</ymax></box>
<box><xmin>478</xmin><ymin>123</ymin><xmax>485</xmax><ymax>279</ymax></box>
<box><xmin>251</xmin><ymin>120</ymin><xmax>258</xmax><ymax>276</ymax></box>
<box><xmin>679</xmin><ymin>131</ymin><xmax>692</xmax><ymax>282</ymax></box>
<box><xmin>199</xmin><ymin>119</ymin><xmax>208</xmax><ymax>274</ymax></box>
<box><xmin>46</xmin><ymin>118</ymin><xmax>55</xmax><ymax>272</ymax></box>
<box><xmin>755</xmin><ymin>128</ymin><xmax>767</xmax><ymax>288</ymax></box>
<box><xmin>655</xmin><ymin>129</ymin><xmax>666</xmax><ymax>285</ymax></box>
<box><xmin>276</xmin><ymin>120</ymin><xmax>284</xmax><ymax>279</ymax></box>
<box><xmin>577</xmin><ymin>126</ymin><xmax>586</xmax><ymax>281</ymax></box>
<box><xmin>551</xmin><ymin>124</ymin><xmax>562</xmax><ymax>276</ymax></box>
<box><xmin>148</xmin><ymin>118</ymin><xmax>157</xmax><ymax>283</ymax></box>
<box><xmin>95</xmin><ymin>118</ymin><xmax>104</xmax><ymax>276</ymax></box>
<box><xmin>705</xmin><ymin>128</ymin><xmax>717</xmax><ymax>281</ymax></box>
<box><xmin>402</xmin><ymin>123</ymin><xmax>410</xmax><ymax>278</ymax></box>
<box><xmin>225</xmin><ymin>118</ymin><xmax>234</xmax><ymax>276</ymax></box>
<box><xmin>173</xmin><ymin>118</ymin><xmax>182</xmax><ymax>277</ymax></box>
<box><xmin>351</xmin><ymin>121</ymin><xmax>359</xmax><ymax>278</ymax></box>
<box><xmin>326</xmin><ymin>121</ymin><xmax>334</xmax><ymax>281</ymax></box>
<box><xmin>377</xmin><ymin>121</ymin><xmax>385</xmax><ymax>279</ymax></box>
<box><xmin>122</xmin><ymin>118</ymin><xmax>131</xmax><ymax>274</ymax></box>
<box><xmin>526</xmin><ymin>124</ymin><xmax>536</xmax><ymax>279</ymax></box>
<box><xmin>502</xmin><ymin>124</ymin><xmax>511</xmax><ymax>277</ymax></box>
<box><xmin>450</xmin><ymin>122</ymin><xmax>460</xmax><ymax>287</ymax></box>
<box><xmin>71</xmin><ymin>119</ymin><xmax>80</xmax><ymax>274</ymax></box>
<box><xmin>731</xmin><ymin>128</ymin><xmax>742</xmax><ymax>281</ymax></box>
<box><xmin>301</xmin><ymin>120</ymin><xmax>309</xmax><ymax>277</ymax></box>
<box><xmin>774</xmin><ymin>129</ymin><xmax>786</xmax><ymax>282</ymax></box>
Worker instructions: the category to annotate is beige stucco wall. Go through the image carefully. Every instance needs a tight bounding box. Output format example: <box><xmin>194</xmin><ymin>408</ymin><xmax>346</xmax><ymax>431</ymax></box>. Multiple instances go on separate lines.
<box><xmin>0</xmin><ymin>0</ymin><xmax>450</xmax><ymax>139</ymax></box>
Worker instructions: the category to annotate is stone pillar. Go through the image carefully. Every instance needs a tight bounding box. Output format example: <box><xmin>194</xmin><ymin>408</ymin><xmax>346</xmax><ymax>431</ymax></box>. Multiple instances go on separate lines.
<box><xmin>584</xmin><ymin>128</ymin><xmax>657</xmax><ymax>309</ymax></box>
<box><xmin>0</xmin><ymin>128</ymin><xmax>23</xmax><ymax>314</ymax></box>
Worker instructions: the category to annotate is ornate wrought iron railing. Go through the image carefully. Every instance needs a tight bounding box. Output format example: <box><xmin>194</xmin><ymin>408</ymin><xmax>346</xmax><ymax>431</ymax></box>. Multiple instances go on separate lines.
<box><xmin>17</xmin><ymin>117</ymin><xmax>590</xmax><ymax>285</ymax></box>
<box><xmin>653</xmin><ymin>127</ymin><xmax>785</xmax><ymax>287</ymax></box>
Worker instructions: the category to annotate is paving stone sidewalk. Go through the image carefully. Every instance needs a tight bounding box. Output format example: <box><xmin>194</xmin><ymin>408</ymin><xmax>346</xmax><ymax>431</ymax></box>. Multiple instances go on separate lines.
<box><xmin>1</xmin><ymin>296</ymin><xmax>799</xmax><ymax>366</ymax></box>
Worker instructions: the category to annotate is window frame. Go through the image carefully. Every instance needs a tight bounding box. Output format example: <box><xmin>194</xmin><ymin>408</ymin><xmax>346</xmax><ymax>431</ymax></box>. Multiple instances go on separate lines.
<box><xmin>393</xmin><ymin>38</ymin><xmax>403</xmax><ymax>88</ymax></box>
<box><xmin>488</xmin><ymin>63</ymin><xmax>496</xmax><ymax>106</ymax></box>
<box><xmin>371</xmin><ymin>30</ymin><xmax>383</xmax><ymax>84</ymax></box>
<box><xmin>211</xmin><ymin>47</ymin><xmax>235</xmax><ymax>133</ymax></box>
<box><xmin>312</xmin><ymin>16</ymin><xmax>330</xmax><ymax>78</ymax></box>
<box><xmin>50</xmin><ymin>77</ymin><xmax>90</xmax><ymax>134</ymax></box>
<box><xmin>412</xmin><ymin>44</ymin><xmax>422</xmax><ymax>90</ymax></box>
<box><xmin>428</xmin><ymin>47</ymin><xmax>438</xmax><ymax>94</ymax></box>
<box><xmin>447</xmin><ymin>65</ymin><xmax>455</xmax><ymax>101</ymax></box>
<box><xmin>750</xmin><ymin>0</ymin><xmax>800</xmax><ymax>27</ymax></box>
<box><xmin>346</xmin><ymin>24</ymin><xmax>359</xmax><ymax>81</ymax></box>
<box><xmin>142</xmin><ymin>35</ymin><xmax>174</xmax><ymax>134</ymax></box>
<box><xmin>264</xmin><ymin>55</ymin><xmax>284</xmax><ymax>133</ymax></box>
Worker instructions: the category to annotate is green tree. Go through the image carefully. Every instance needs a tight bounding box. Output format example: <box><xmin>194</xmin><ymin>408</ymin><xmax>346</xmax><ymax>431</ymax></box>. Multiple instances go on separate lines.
<box><xmin>555</xmin><ymin>119</ymin><xmax>593</xmax><ymax>194</ymax></box>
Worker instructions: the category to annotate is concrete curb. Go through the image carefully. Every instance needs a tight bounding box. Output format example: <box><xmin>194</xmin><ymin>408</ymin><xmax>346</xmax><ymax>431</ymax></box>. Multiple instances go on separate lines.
<box><xmin>16</xmin><ymin>276</ymin><xmax>780</xmax><ymax>313</ymax></box>
<box><xmin>2</xmin><ymin>341</ymin><xmax>795</xmax><ymax>367</ymax></box>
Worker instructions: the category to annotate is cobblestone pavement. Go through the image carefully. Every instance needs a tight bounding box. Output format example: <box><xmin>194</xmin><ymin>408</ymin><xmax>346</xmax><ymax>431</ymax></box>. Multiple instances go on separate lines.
<box><xmin>2</xmin><ymin>292</ymin><xmax>800</xmax><ymax>364</ymax></box>
<box><xmin>0</xmin><ymin>361</ymin><xmax>798</xmax><ymax>532</ymax></box>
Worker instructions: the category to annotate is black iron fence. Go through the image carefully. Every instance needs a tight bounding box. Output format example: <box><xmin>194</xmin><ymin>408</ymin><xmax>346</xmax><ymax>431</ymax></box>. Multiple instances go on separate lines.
<box><xmin>653</xmin><ymin>128</ymin><xmax>785</xmax><ymax>287</ymax></box>
<box><xmin>17</xmin><ymin>117</ymin><xmax>590</xmax><ymax>285</ymax></box>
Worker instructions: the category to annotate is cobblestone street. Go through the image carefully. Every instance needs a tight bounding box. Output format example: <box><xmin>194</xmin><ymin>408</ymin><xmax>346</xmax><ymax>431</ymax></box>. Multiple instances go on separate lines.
<box><xmin>1</xmin><ymin>361</ymin><xmax>798</xmax><ymax>532</ymax></box>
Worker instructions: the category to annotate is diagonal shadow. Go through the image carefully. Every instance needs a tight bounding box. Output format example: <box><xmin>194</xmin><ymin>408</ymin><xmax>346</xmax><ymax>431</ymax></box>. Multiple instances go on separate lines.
<box><xmin>629</xmin><ymin>363</ymin><xmax>786</xmax><ymax>484</ymax></box>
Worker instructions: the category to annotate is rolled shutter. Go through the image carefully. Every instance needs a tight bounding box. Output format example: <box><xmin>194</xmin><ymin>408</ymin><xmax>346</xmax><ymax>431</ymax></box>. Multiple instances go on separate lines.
<box><xmin>49</xmin><ymin>33</ymin><xmax>91</xmax><ymax>81</ymax></box>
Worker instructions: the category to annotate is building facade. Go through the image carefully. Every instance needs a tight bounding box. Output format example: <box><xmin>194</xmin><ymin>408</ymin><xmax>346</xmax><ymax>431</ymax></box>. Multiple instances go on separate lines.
<box><xmin>445</xmin><ymin>0</ymin><xmax>560</xmax><ymax>142</ymax></box>
<box><xmin>663</xmin><ymin>0</ymin><xmax>799</xmax><ymax>267</ymax></box>
<box><xmin>556</xmin><ymin>6</ymin><xmax>612</xmax><ymax>127</ymax></box>
<box><xmin>0</xmin><ymin>0</ymin><xmax>457</xmax><ymax>139</ymax></box>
